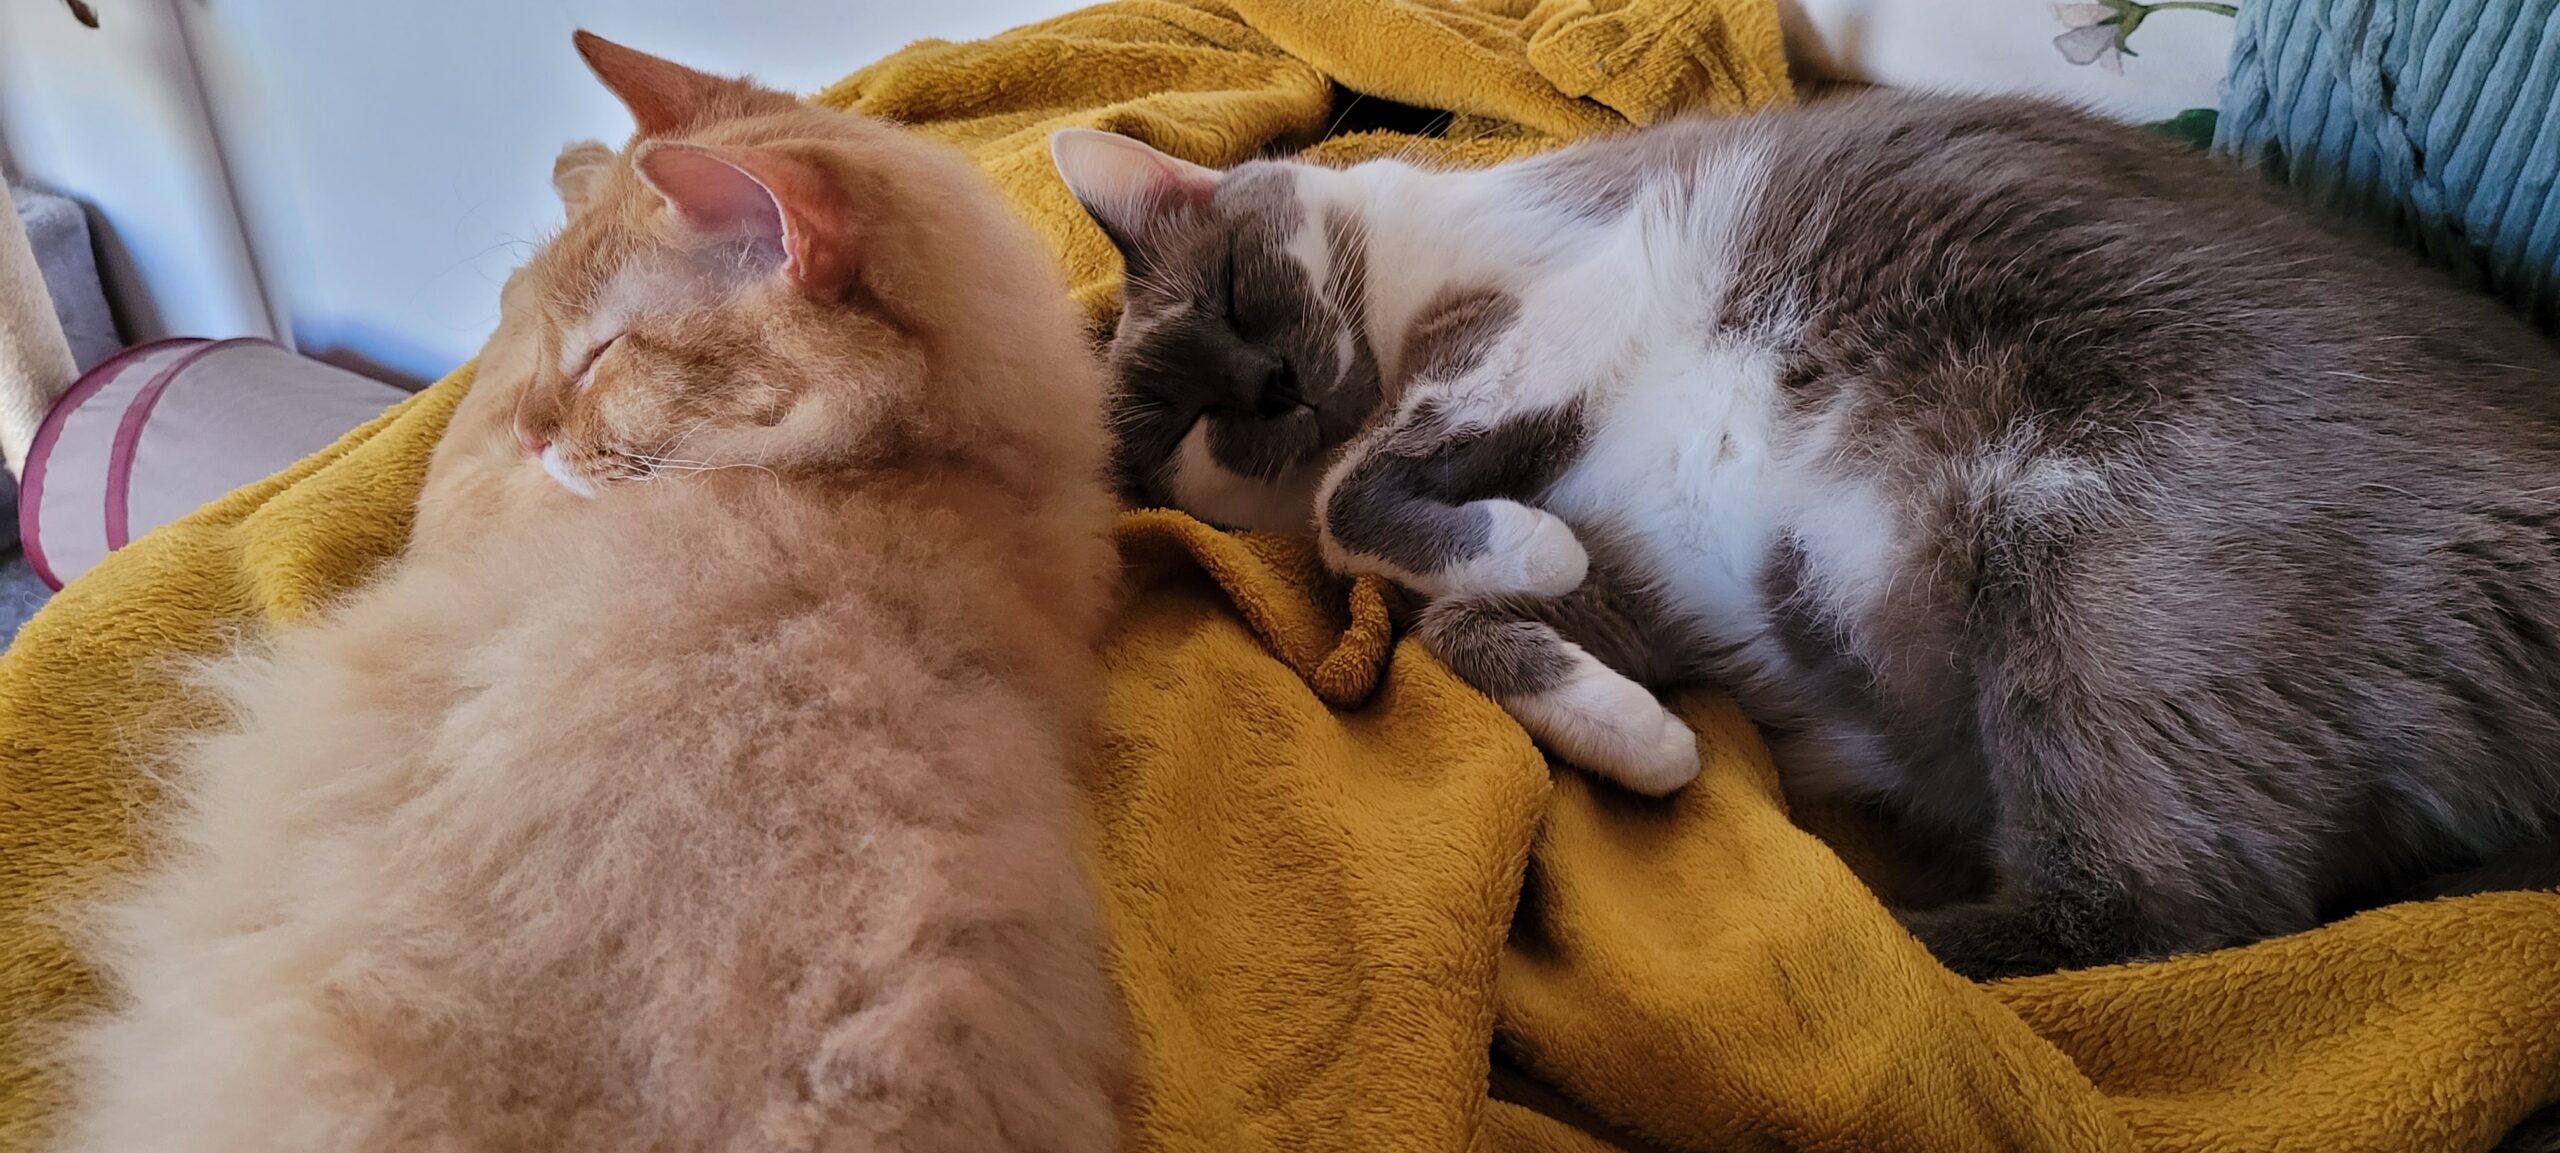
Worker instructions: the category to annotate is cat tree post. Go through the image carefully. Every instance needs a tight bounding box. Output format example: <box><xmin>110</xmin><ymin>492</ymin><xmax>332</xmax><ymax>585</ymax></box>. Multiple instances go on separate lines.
<box><xmin>0</xmin><ymin>179</ymin><xmax>79</xmax><ymax>476</ymax></box>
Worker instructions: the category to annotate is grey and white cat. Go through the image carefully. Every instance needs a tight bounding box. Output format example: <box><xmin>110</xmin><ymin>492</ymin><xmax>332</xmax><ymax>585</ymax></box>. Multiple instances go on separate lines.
<box><xmin>1051</xmin><ymin>91</ymin><xmax>2560</xmax><ymax>978</ymax></box>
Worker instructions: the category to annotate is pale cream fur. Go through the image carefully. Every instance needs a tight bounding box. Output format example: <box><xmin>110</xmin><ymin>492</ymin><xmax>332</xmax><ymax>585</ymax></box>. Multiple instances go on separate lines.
<box><xmin>48</xmin><ymin>36</ymin><xmax>1126</xmax><ymax>1153</ymax></box>
<box><xmin>0</xmin><ymin>180</ymin><xmax>79</xmax><ymax>473</ymax></box>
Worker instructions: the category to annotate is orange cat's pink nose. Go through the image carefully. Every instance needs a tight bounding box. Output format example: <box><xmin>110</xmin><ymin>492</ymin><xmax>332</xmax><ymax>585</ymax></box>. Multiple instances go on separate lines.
<box><xmin>515</xmin><ymin>426</ymin><xmax>547</xmax><ymax>455</ymax></box>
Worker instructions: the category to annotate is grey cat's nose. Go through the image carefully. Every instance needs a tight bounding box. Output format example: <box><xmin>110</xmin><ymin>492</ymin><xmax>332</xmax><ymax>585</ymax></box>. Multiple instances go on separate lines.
<box><xmin>1251</xmin><ymin>359</ymin><xmax>1301</xmax><ymax>417</ymax></box>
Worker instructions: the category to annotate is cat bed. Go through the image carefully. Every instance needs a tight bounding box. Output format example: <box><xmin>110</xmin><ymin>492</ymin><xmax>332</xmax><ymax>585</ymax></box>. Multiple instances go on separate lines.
<box><xmin>2</xmin><ymin>3</ymin><xmax>2555</xmax><ymax>1150</ymax></box>
<box><xmin>2218</xmin><ymin>0</ymin><xmax>2560</xmax><ymax>333</ymax></box>
<box><xmin>18</xmin><ymin>338</ymin><xmax>407</xmax><ymax>590</ymax></box>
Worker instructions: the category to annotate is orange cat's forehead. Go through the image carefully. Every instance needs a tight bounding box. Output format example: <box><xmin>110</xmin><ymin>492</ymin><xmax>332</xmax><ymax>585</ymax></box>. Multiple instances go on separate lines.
<box><xmin>530</xmin><ymin>205</ymin><xmax>650</xmax><ymax>302</ymax></box>
<box><xmin>514</xmin><ymin>208</ymin><xmax>675</xmax><ymax>343</ymax></box>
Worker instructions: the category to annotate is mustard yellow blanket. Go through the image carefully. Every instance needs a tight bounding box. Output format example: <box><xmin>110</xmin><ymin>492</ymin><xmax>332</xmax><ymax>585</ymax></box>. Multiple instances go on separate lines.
<box><xmin>5</xmin><ymin>2</ymin><xmax>2557</xmax><ymax>1150</ymax></box>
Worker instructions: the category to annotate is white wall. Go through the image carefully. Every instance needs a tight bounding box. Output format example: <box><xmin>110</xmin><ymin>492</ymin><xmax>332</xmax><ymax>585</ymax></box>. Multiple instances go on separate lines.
<box><xmin>186</xmin><ymin>0</ymin><xmax>1072</xmax><ymax>385</ymax></box>
<box><xmin>3</xmin><ymin>1</ymin><xmax>1070</xmax><ymax>387</ymax></box>
<box><xmin>1778</xmin><ymin>0</ymin><xmax>2235</xmax><ymax>123</ymax></box>
<box><xmin>7</xmin><ymin>1</ymin><xmax>2235</xmax><ymax>388</ymax></box>
<box><xmin>0</xmin><ymin>0</ymin><xmax>278</xmax><ymax>343</ymax></box>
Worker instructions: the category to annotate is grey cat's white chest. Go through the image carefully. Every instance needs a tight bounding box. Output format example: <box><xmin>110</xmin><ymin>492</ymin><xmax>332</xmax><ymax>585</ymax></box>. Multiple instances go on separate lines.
<box><xmin>1543</xmin><ymin>333</ymin><xmax>1902</xmax><ymax>672</ymax></box>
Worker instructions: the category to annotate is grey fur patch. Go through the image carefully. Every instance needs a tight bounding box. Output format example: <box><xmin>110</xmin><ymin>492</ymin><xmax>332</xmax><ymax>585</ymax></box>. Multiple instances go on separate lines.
<box><xmin>1396</xmin><ymin>285</ymin><xmax>1518</xmax><ymax>392</ymax></box>
<box><xmin>1419</xmin><ymin>525</ymin><xmax>1693</xmax><ymax>699</ymax></box>
<box><xmin>1521</xmin><ymin>532</ymin><xmax>1694</xmax><ymax>688</ymax></box>
<box><xmin>1699</xmin><ymin>92</ymin><xmax>2560</xmax><ymax>975</ymax></box>
<box><xmin>1756</xmin><ymin>533</ymin><xmax>1885</xmax><ymax>722</ymax></box>
<box><xmin>1414</xmin><ymin>602</ymin><xmax>1579</xmax><ymax>696</ymax></box>
<box><xmin>1324</xmin><ymin>398</ymin><xmax>1589</xmax><ymax>580</ymax></box>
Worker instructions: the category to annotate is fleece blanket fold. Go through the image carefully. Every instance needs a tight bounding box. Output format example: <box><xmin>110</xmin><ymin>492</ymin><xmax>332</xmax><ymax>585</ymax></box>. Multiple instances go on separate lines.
<box><xmin>4</xmin><ymin>1</ymin><xmax>2556</xmax><ymax>1149</ymax></box>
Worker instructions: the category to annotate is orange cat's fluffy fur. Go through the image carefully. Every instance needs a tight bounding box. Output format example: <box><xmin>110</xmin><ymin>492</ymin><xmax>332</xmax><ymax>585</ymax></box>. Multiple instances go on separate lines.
<box><xmin>49</xmin><ymin>35</ymin><xmax>1127</xmax><ymax>1153</ymax></box>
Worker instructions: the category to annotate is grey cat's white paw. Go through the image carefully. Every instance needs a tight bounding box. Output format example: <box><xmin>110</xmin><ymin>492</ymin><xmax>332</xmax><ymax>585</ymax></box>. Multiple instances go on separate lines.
<box><xmin>1505</xmin><ymin>661</ymin><xmax>1700</xmax><ymax>796</ymax></box>
<box><xmin>1623</xmin><ymin>710</ymin><xmax>1703</xmax><ymax>796</ymax></box>
<box><xmin>1436</xmin><ymin>501</ymin><xmax>1588</xmax><ymax>598</ymax></box>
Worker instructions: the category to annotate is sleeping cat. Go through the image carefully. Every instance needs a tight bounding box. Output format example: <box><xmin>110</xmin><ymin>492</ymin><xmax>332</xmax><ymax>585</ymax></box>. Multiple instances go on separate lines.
<box><xmin>49</xmin><ymin>35</ymin><xmax>1126</xmax><ymax>1151</ymax></box>
<box><xmin>1052</xmin><ymin>92</ymin><xmax>2560</xmax><ymax>978</ymax></box>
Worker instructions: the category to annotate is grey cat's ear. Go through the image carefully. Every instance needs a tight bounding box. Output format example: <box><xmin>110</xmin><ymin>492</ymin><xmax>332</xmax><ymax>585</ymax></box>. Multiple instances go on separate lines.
<box><xmin>1050</xmin><ymin>129</ymin><xmax>1217</xmax><ymax>259</ymax></box>
<box><xmin>552</xmin><ymin>140</ymin><xmax>615</xmax><ymax>216</ymax></box>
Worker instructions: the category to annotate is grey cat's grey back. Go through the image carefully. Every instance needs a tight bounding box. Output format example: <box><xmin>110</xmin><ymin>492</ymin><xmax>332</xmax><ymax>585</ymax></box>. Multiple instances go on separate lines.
<box><xmin>1716</xmin><ymin>92</ymin><xmax>2560</xmax><ymax>427</ymax></box>
<box><xmin>1712</xmin><ymin>93</ymin><xmax>2560</xmax><ymax>916</ymax></box>
<box><xmin>1534</xmin><ymin>92</ymin><xmax>2560</xmax><ymax>957</ymax></box>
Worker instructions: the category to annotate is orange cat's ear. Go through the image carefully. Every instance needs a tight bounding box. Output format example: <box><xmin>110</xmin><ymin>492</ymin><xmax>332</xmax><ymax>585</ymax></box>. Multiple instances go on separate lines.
<box><xmin>637</xmin><ymin>143</ymin><xmax>856</xmax><ymax>300</ymax></box>
<box><xmin>574</xmin><ymin>30</ymin><xmax>731</xmax><ymax>138</ymax></box>
<box><xmin>552</xmin><ymin>140</ymin><xmax>615</xmax><ymax>216</ymax></box>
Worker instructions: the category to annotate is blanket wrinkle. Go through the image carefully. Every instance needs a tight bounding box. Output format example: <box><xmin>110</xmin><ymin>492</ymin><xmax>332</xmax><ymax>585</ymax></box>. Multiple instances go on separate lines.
<box><xmin>4</xmin><ymin>3</ymin><xmax>2555</xmax><ymax>1151</ymax></box>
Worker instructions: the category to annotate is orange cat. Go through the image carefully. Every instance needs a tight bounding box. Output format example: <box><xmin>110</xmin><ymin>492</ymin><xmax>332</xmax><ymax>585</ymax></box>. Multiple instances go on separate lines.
<box><xmin>49</xmin><ymin>34</ymin><xmax>1127</xmax><ymax>1153</ymax></box>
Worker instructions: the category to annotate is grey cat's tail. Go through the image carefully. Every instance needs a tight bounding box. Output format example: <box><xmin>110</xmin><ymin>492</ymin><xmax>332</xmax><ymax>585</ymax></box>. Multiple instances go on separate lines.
<box><xmin>2403</xmin><ymin>840</ymin><xmax>2560</xmax><ymax>902</ymax></box>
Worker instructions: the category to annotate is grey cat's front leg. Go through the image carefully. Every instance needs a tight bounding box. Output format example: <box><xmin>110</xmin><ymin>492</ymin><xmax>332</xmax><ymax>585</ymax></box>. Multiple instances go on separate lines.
<box><xmin>1313</xmin><ymin>402</ymin><xmax>1589</xmax><ymax>601</ymax></box>
<box><xmin>1314</xmin><ymin>396</ymin><xmax>1699</xmax><ymax>795</ymax></box>
<box><xmin>1417</xmin><ymin>594</ymin><xmax>1701</xmax><ymax>796</ymax></box>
